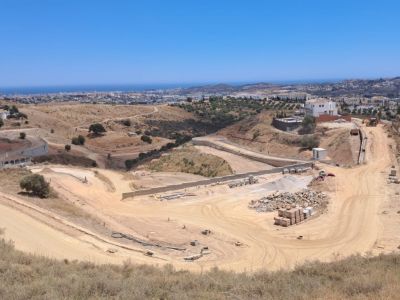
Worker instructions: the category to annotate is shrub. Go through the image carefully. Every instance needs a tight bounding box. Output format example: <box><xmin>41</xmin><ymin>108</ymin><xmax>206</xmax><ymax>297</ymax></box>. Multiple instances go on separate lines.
<box><xmin>141</xmin><ymin>135</ymin><xmax>152</xmax><ymax>144</ymax></box>
<box><xmin>65</xmin><ymin>144</ymin><xmax>71</xmax><ymax>151</ymax></box>
<box><xmin>125</xmin><ymin>159</ymin><xmax>138</xmax><ymax>170</ymax></box>
<box><xmin>71</xmin><ymin>137</ymin><xmax>79</xmax><ymax>145</ymax></box>
<box><xmin>299</xmin><ymin>115</ymin><xmax>316</xmax><ymax>134</ymax></box>
<box><xmin>77</xmin><ymin>135</ymin><xmax>85</xmax><ymax>145</ymax></box>
<box><xmin>19</xmin><ymin>132</ymin><xmax>26</xmax><ymax>139</ymax></box>
<box><xmin>89</xmin><ymin>123</ymin><xmax>106</xmax><ymax>135</ymax></box>
<box><xmin>122</xmin><ymin>119</ymin><xmax>131</xmax><ymax>126</ymax></box>
<box><xmin>301</xmin><ymin>135</ymin><xmax>320</xmax><ymax>150</ymax></box>
<box><xmin>72</xmin><ymin>135</ymin><xmax>85</xmax><ymax>145</ymax></box>
<box><xmin>20</xmin><ymin>174</ymin><xmax>50</xmax><ymax>198</ymax></box>
<box><xmin>0</xmin><ymin>119</ymin><xmax>3</xmax><ymax>128</ymax></box>
<box><xmin>10</xmin><ymin>105</ymin><xmax>19</xmax><ymax>114</ymax></box>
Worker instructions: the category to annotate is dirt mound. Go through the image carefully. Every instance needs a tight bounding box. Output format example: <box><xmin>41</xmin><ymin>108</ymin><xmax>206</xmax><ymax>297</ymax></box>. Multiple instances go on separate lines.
<box><xmin>148</xmin><ymin>146</ymin><xmax>233</xmax><ymax>177</ymax></box>
<box><xmin>32</xmin><ymin>153</ymin><xmax>97</xmax><ymax>168</ymax></box>
<box><xmin>319</xmin><ymin>127</ymin><xmax>359</xmax><ymax>166</ymax></box>
<box><xmin>218</xmin><ymin>112</ymin><xmax>310</xmax><ymax>159</ymax></box>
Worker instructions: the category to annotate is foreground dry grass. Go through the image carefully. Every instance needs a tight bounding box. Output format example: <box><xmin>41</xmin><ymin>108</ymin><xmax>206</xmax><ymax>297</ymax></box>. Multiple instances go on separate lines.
<box><xmin>0</xmin><ymin>230</ymin><xmax>399</xmax><ymax>299</ymax></box>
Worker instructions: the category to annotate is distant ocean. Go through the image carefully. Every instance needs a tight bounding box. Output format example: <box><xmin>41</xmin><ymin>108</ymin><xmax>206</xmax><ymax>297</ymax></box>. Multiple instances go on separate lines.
<box><xmin>0</xmin><ymin>83</ymin><xmax>197</xmax><ymax>95</ymax></box>
<box><xmin>0</xmin><ymin>79</ymin><xmax>342</xmax><ymax>96</ymax></box>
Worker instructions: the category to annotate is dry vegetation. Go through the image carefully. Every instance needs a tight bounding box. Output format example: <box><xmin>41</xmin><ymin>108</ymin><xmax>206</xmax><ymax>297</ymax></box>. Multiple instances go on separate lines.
<box><xmin>148</xmin><ymin>146</ymin><xmax>233</xmax><ymax>177</ymax></box>
<box><xmin>0</xmin><ymin>232</ymin><xmax>398</xmax><ymax>299</ymax></box>
<box><xmin>219</xmin><ymin>111</ymin><xmax>359</xmax><ymax>165</ymax></box>
<box><xmin>32</xmin><ymin>153</ymin><xmax>98</xmax><ymax>168</ymax></box>
<box><xmin>0</xmin><ymin>169</ymin><xmax>98</xmax><ymax>224</ymax></box>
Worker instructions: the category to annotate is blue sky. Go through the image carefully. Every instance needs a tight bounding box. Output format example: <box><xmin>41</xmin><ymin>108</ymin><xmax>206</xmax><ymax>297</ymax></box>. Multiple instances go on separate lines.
<box><xmin>1</xmin><ymin>0</ymin><xmax>399</xmax><ymax>87</ymax></box>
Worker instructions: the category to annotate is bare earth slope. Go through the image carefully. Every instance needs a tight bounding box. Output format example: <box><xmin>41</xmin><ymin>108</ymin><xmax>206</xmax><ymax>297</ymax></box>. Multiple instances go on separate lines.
<box><xmin>219</xmin><ymin>112</ymin><xmax>360</xmax><ymax>165</ymax></box>
<box><xmin>0</xmin><ymin>124</ymin><xmax>398</xmax><ymax>272</ymax></box>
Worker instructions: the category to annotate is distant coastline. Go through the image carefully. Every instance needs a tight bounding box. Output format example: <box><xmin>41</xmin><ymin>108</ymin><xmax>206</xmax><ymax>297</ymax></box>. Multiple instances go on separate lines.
<box><xmin>0</xmin><ymin>83</ymin><xmax>194</xmax><ymax>95</ymax></box>
<box><xmin>0</xmin><ymin>79</ymin><xmax>344</xmax><ymax>96</ymax></box>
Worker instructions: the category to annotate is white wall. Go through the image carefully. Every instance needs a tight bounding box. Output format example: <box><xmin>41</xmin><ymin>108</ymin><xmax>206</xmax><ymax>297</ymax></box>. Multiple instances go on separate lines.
<box><xmin>305</xmin><ymin>101</ymin><xmax>338</xmax><ymax>117</ymax></box>
<box><xmin>0</xmin><ymin>111</ymin><xmax>9</xmax><ymax>120</ymax></box>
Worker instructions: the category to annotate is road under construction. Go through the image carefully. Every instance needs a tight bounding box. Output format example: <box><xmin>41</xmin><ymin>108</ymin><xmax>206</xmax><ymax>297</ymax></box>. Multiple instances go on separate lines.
<box><xmin>0</xmin><ymin>124</ymin><xmax>399</xmax><ymax>272</ymax></box>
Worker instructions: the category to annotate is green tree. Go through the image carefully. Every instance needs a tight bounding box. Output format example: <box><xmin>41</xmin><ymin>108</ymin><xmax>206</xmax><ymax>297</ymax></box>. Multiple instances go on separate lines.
<box><xmin>72</xmin><ymin>135</ymin><xmax>85</xmax><ymax>145</ymax></box>
<box><xmin>0</xmin><ymin>118</ymin><xmax>3</xmax><ymax>128</ymax></box>
<box><xmin>65</xmin><ymin>144</ymin><xmax>71</xmax><ymax>151</ymax></box>
<box><xmin>141</xmin><ymin>135</ymin><xmax>152</xmax><ymax>144</ymax></box>
<box><xmin>89</xmin><ymin>123</ymin><xmax>106</xmax><ymax>135</ymax></box>
<box><xmin>301</xmin><ymin>135</ymin><xmax>320</xmax><ymax>150</ymax></box>
<box><xmin>19</xmin><ymin>132</ymin><xmax>26</xmax><ymax>139</ymax></box>
<box><xmin>20</xmin><ymin>174</ymin><xmax>50</xmax><ymax>198</ymax></box>
<box><xmin>10</xmin><ymin>105</ymin><xmax>19</xmax><ymax>115</ymax></box>
<box><xmin>299</xmin><ymin>115</ymin><xmax>316</xmax><ymax>134</ymax></box>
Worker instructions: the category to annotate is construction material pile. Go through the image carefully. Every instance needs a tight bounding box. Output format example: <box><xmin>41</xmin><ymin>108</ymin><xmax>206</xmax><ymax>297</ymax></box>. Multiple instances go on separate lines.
<box><xmin>228</xmin><ymin>175</ymin><xmax>258</xmax><ymax>188</ymax></box>
<box><xmin>248</xmin><ymin>189</ymin><xmax>328</xmax><ymax>213</ymax></box>
<box><xmin>274</xmin><ymin>207</ymin><xmax>313</xmax><ymax>227</ymax></box>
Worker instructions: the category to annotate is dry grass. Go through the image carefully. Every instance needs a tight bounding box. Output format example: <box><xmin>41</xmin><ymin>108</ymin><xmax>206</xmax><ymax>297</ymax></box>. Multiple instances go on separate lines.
<box><xmin>0</xmin><ymin>169</ymin><xmax>97</xmax><ymax>224</ymax></box>
<box><xmin>0</xmin><ymin>168</ymin><xmax>32</xmax><ymax>194</ymax></box>
<box><xmin>148</xmin><ymin>146</ymin><xmax>233</xmax><ymax>177</ymax></box>
<box><xmin>0</xmin><ymin>232</ymin><xmax>399</xmax><ymax>299</ymax></box>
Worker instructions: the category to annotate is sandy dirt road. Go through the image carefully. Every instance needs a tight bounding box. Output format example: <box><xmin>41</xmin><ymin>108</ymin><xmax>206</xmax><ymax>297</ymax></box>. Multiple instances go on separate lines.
<box><xmin>0</xmin><ymin>124</ymin><xmax>398</xmax><ymax>272</ymax></box>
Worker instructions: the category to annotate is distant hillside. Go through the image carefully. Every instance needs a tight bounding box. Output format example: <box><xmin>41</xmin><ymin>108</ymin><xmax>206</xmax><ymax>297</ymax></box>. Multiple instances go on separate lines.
<box><xmin>181</xmin><ymin>77</ymin><xmax>400</xmax><ymax>98</ymax></box>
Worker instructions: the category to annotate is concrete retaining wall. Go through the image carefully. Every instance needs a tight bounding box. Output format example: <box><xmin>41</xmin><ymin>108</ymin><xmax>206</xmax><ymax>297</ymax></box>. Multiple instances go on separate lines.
<box><xmin>122</xmin><ymin>162</ymin><xmax>314</xmax><ymax>200</ymax></box>
<box><xmin>192</xmin><ymin>139</ymin><xmax>300</xmax><ymax>167</ymax></box>
<box><xmin>0</xmin><ymin>141</ymin><xmax>48</xmax><ymax>169</ymax></box>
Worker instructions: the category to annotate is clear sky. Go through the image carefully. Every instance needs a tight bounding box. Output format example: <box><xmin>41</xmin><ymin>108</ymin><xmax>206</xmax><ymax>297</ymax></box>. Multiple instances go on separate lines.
<box><xmin>1</xmin><ymin>0</ymin><xmax>400</xmax><ymax>87</ymax></box>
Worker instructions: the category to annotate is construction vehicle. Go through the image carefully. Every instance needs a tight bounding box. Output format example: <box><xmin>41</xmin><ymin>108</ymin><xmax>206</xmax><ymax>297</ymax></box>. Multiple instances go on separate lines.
<box><xmin>365</xmin><ymin>117</ymin><xmax>379</xmax><ymax>127</ymax></box>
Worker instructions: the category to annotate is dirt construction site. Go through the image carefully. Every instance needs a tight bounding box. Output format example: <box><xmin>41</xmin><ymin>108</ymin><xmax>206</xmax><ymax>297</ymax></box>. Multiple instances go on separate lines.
<box><xmin>1</xmin><ymin>123</ymin><xmax>400</xmax><ymax>272</ymax></box>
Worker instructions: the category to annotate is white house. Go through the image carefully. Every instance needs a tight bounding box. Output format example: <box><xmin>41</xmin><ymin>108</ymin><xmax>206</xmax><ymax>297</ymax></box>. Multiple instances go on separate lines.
<box><xmin>0</xmin><ymin>110</ymin><xmax>9</xmax><ymax>120</ymax></box>
<box><xmin>305</xmin><ymin>99</ymin><xmax>338</xmax><ymax>117</ymax></box>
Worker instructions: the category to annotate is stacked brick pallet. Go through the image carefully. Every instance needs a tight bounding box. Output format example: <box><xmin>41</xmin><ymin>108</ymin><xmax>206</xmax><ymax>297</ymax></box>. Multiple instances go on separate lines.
<box><xmin>274</xmin><ymin>207</ymin><xmax>313</xmax><ymax>227</ymax></box>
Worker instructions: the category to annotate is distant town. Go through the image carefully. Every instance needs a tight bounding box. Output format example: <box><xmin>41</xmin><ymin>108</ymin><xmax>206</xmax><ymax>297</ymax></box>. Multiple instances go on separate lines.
<box><xmin>2</xmin><ymin>76</ymin><xmax>400</xmax><ymax>121</ymax></box>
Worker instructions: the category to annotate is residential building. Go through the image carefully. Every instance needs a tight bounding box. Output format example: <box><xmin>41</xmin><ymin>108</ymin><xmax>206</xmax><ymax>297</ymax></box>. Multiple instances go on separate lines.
<box><xmin>305</xmin><ymin>99</ymin><xmax>338</xmax><ymax>117</ymax></box>
<box><xmin>0</xmin><ymin>110</ymin><xmax>9</xmax><ymax>120</ymax></box>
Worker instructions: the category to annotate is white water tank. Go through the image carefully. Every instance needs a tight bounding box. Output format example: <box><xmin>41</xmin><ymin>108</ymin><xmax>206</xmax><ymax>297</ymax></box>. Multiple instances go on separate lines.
<box><xmin>312</xmin><ymin>148</ymin><xmax>327</xmax><ymax>160</ymax></box>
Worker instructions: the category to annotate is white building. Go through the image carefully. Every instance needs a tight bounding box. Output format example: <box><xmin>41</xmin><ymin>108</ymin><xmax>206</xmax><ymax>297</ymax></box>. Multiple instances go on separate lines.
<box><xmin>312</xmin><ymin>148</ymin><xmax>327</xmax><ymax>160</ymax></box>
<box><xmin>305</xmin><ymin>99</ymin><xmax>338</xmax><ymax>117</ymax></box>
<box><xmin>0</xmin><ymin>110</ymin><xmax>9</xmax><ymax>120</ymax></box>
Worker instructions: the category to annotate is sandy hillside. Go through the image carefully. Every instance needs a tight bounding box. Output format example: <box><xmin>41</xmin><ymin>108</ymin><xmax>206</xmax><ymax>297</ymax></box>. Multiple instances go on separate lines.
<box><xmin>0</xmin><ymin>103</ymin><xmax>220</xmax><ymax>169</ymax></box>
<box><xmin>147</xmin><ymin>145</ymin><xmax>233</xmax><ymax>177</ymax></box>
<box><xmin>218</xmin><ymin>111</ymin><xmax>360</xmax><ymax>165</ymax></box>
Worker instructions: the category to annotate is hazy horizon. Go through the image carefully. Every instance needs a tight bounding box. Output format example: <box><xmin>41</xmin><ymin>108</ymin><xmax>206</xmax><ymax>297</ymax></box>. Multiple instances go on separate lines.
<box><xmin>0</xmin><ymin>77</ymin><xmax>375</xmax><ymax>95</ymax></box>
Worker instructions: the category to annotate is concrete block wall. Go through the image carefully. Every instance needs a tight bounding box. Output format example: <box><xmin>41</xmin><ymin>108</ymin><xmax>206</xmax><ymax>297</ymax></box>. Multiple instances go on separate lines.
<box><xmin>122</xmin><ymin>162</ymin><xmax>314</xmax><ymax>200</ymax></box>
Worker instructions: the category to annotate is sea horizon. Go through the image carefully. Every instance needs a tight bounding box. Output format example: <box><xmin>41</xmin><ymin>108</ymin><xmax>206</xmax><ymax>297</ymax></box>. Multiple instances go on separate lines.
<box><xmin>0</xmin><ymin>78</ymin><xmax>348</xmax><ymax>96</ymax></box>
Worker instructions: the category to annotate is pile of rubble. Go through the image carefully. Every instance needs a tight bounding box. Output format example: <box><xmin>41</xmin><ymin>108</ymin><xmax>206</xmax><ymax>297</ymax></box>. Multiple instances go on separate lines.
<box><xmin>249</xmin><ymin>189</ymin><xmax>328</xmax><ymax>213</ymax></box>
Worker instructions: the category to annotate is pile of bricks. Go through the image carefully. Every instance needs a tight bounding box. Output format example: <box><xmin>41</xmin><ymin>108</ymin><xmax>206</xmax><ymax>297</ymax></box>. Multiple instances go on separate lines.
<box><xmin>274</xmin><ymin>206</ymin><xmax>314</xmax><ymax>227</ymax></box>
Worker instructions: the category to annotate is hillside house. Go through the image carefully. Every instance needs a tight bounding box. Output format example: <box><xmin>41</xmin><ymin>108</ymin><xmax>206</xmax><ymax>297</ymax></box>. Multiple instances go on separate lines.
<box><xmin>305</xmin><ymin>99</ymin><xmax>338</xmax><ymax>117</ymax></box>
<box><xmin>0</xmin><ymin>110</ymin><xmax>10</xmax><ymax>120</ymax></box>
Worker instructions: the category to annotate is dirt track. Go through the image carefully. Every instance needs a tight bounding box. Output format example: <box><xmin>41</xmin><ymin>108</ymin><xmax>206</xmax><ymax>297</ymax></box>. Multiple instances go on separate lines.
<box><xmin>0</xmin><ymin>124</ymin><xmax>399</xmax><ymax>272</ymax></box>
